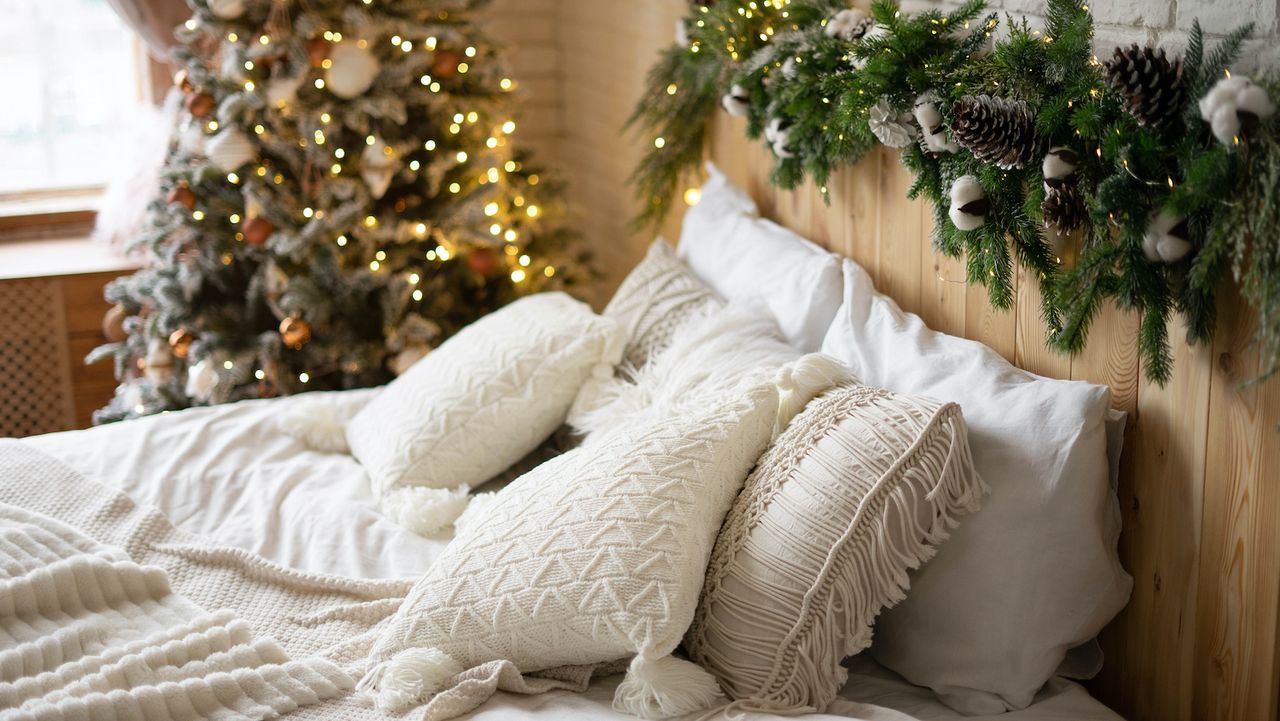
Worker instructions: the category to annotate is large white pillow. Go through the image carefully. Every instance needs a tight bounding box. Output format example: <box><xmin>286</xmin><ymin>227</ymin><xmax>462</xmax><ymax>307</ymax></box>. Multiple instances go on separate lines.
<box><xmin>357</xmin><ymin>372</ymin><xmax>784</xmax><ymax>719</ymax></box>
<box><xmin>821</xmin><ymin>260</ymin><xmax>1131</xmax><ymax>714</ymax></box>
<box><xmin>677</xmin><ymin>162</ymin><xmax>843</xmax><ymax>352</ymax></box>
<box><xmin>346</xmin><ymin>293</ymin><xmax>623</xmax><ymax>500</ymax></box>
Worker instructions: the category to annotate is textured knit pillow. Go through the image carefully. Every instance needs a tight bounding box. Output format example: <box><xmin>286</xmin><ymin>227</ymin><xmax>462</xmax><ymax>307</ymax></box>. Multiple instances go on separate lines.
<box><xmin>685</xmin><ymin>382</ymin><xmax>987</xmax><ymax>712</ymax></box>
<box><xmin>346</xmin><ymin>292</ymin><xmax>623</xmax><ymax>501</ymax></box>
<box><xmin>357</xmin><ymin>372</ymin><xmax>786</xmax><ymax>719</ymax></box>
<box><xmin>603</xmin><ymin>237</ymin><xmax>723</xmax><ymax>369</ymax></box>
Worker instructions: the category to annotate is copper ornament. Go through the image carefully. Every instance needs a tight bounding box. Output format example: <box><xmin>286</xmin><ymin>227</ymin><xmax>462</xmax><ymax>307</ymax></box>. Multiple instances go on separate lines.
<box><xmin>279</xmin><ymin>315</ymin><xmax>312</xmax><ymax>350</ymax></box>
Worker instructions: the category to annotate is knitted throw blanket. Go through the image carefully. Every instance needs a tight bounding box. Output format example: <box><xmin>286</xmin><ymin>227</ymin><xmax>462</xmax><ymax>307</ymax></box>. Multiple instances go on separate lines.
<box><xmin>0</xmin><ymin>441</ymin><xmax>598</xmax><ymax>721</ymax></box>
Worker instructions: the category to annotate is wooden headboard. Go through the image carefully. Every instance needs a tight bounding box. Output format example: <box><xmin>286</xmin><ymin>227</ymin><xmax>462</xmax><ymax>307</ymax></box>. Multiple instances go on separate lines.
<box><xmin>552</xmin><ymin>2</ymin><xmax>1280</xmax><ymax>717</ymax></box>
<box><xmin>705</xmin><ymin>113</ymin><xmax>1280</xmax><ymax>721</ymax></box>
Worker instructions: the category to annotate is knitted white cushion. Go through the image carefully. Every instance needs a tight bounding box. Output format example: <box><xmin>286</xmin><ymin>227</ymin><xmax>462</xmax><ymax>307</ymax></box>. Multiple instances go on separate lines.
<box><xmin>686</xmin><ymin>383</ymin><xmax>987</xmax><ymax>712</ymax></box>
<box><xmin>359</xmin><ymin>372</ymin><xmax>785</xmax><ymax>718</ymax></box>
<box><xmin>603</xmin><ymin>237</ymin><xmax>723</xmax><ymax>369</ymax></box>
<box><xmin>346</xmin><ymin>292</ymin><xmax>624</xmax><ymax>497</ymax></box>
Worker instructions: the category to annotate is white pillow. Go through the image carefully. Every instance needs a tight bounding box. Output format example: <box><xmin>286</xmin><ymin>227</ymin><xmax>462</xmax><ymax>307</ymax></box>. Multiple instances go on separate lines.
<box><xmin>357</xmin><ymin>372</ymin><xmax>784</xmax><ymax>719</ymax></box>
<box><xmin>677</xmin><ymin>162</ymin><xmax>843</xmax><ymax>352</ymax></box>
<box><xmin>346</xmin><ymin>293</ymin><xmax>623</xmax><ymax>500</ymax></box>
<box><xmin>821</xmin><ymin>261</ymin><xmax>1131</xmax><ymax>713</ymax></box>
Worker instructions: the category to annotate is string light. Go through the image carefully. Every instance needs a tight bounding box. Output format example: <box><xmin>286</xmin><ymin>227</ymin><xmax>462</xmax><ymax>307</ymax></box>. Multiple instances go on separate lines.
<box><xmin>425</xmin><ymin>140</ymin><xmax>437</xmax><ymax>151</ymax></box>
<box><xmin>484</xmin><ymin>202</ymin><xmax>499</xmax><ymax>216</ymax></box>
<box><xmin>229</xmin><ymin>213</ymin><xmax>241</xmax><ymax>223</ymax></box>
<box><xmin>518</xmin><ymin>254</ymin><xmax>531</xmax><ymax>267</ymax></box>
<box><xmin>414</xmin><ymin>222</ymin><xmax>428</xmax><ymax>236</ymax></box>
<box><xmin>409</xmin><ymin>272</ymin><xmax>421</xmax><ymax>284</ymax></box>
<box><xmin>299</xmin><ymin>372</ymin><xmax>310</xmax><ymax>383</ymax></box>
<box><xmin>465</xmin><ymin>46</ymin><xmax>477</xmax><ymax>57</ymax></box>
<box><xmin>684</xmin><ymin>188</ymin><xmax>702</xmax><ymax>206</ymax></box>
<box><xmin>544</xmin><ymin>266</ymin><xmax>555</xmax><ymax>278</ymax></box>
<box><xmin>223</xmin><ymin>360</ymin><xmax>234</xmax><ymax>370</ymax></box>
<box><xmin>336</xmin><ymin>235</ymin><xmax>348</xmax><ymax>246</ymax></box>
<box><xmin>409</xmin><ymin>160</ymin><xmax>421</xmax><ymax>170</ymax></box>
<box><xmin>511</xmin><ymin>269</ymin><xmax>526</xmax><ymax>283</ymax></box>
<box><xmin>502</xmin><ymin>121</ymin><xmax>516</xmax><ymax>134</ymax></box>
<box><xmin>654</xmin><ymin>137</ymin><xmax>666</xmax><ymax>148</ymax></box>
<box><xmin>192</xmin><ymin>210</ymin><xmax>205</xmax><ymax>221</ymax></box>
<box><xmin>457</xmin><ymin>151</ymin><xmax>468</xmax><ymax>162</ymax></box>
<box><xmin>526</xmin><ymin>205</ymin><xmax>540</xmax><ymax>218</ymax></box>
<box><xmin>255</xmin><ymin>369</ymin><xmax>266</xmax><ymax>380</ymax></box>
<box><xmin>413</xmin><ymin>289</ymin><xmax>424</xmax><ymax>301</ymax></box>
<box><xmin>370</xmin><ymin>260</ymin><xmax>380</xmax><ymax>271</ymax></box>
<box><xmin>499</xmin><ymin>78</ymin><xmax>513</xmax><ymax>90</ymax></box>
<box><xmin>227</xmin><ymin>172</ymin><xmax>240</xmax><ymax>183</ymax></box>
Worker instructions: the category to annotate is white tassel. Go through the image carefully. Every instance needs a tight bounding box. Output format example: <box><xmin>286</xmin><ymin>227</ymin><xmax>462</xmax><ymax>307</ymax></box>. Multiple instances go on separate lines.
<box><xmin>613</xmin><ymin>653</ymin><xmax>724</xmax><ymax>719</ymax></box>
<box><xmin>356</xmin><ymin>647</ymin><xmax>464</xmax><ymax>712</ymax></box>
<box><xmin>774</xmin><ymin>354</ymin><xmax>855</xmax><ymax>436</ymax></box>
<box><xmin>278</xmin><ymin>399</ymin><xmax>350</xmax><ymax>453</ymax></box>
<box><xmin>379</xmin><ymin>485</ymin><xmax>472</xmax><ymax>536</ymax></box>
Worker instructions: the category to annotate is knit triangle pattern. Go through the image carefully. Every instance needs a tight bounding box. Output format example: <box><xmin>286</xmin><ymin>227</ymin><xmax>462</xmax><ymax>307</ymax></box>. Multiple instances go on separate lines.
<box><xmin>603</xmin><ymin>239</ymin><xmax>723</xmax><ymax>370</ymax></box>
<box><xmin>346</xmin><ymin>293</ymin><xmax>624</xmax><ymax>495</ymax></box>
<box><xmin>370</xmin><ymin>378</ymin><xmax>780</xmax><ymax>674</ymax></box>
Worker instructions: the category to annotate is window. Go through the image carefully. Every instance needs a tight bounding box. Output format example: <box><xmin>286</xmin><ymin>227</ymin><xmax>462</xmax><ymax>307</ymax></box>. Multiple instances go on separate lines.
<box><xmin>0</xmin><ymin>0</ymin><xmax>146</xmax><ymax>195</ymax></box>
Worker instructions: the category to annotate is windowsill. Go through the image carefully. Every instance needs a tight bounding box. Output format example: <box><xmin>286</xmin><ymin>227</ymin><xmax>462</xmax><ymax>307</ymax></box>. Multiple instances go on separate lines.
<box><xmin>0</xmin><ymin>187</ymin><xmax>102</xmax><ymax>241</ymax></box>
<box><xmin>0</xmin><ymin>236</ymin><xmax>141</xmax><ymax>281</ymax></box>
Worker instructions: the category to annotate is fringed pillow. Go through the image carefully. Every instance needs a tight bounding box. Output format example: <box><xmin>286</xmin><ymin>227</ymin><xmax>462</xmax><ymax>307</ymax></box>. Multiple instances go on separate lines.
<box><xmin>685</xmin><ymin>383</ymin><xmax>987</xmax><ymax>712</ymax></box>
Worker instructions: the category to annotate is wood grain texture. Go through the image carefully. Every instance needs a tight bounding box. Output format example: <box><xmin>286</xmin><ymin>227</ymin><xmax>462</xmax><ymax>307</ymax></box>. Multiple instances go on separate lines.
<box><xmin>522</xmin><ymin>4</ymin><xmax>1280</xmax><ymax>717</ymax></box>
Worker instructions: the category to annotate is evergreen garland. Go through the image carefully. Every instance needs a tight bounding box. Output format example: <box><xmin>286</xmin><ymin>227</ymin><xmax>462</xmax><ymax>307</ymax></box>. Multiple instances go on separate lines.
<box><xmin>629</xmin><ymin>0</ymin><xmax>1280</xmax><ymax>386</ymax></box>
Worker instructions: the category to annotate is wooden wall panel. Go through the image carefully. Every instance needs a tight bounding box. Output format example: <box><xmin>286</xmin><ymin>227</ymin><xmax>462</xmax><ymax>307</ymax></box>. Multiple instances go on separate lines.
<box><xmin>536</xmin><ymin>5</ymin><xmax>1280</xmax><ymax>719</ymax></box>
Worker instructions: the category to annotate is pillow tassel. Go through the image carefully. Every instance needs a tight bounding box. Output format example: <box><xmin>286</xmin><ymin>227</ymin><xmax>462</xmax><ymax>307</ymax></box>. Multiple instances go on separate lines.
<box><xmin>356</xmin><ymin>647</ymin><xmax>464</xmax><ymax>712</ymax></box>
<box><xmin>773</xmin><ymin>354</ymin><xmax>855</xmax><ymax>437</ymax></box>
<box><xmin>613</xmin><ymin>653</ymin><xmax>724</xmax><ymax>719</ymax></box>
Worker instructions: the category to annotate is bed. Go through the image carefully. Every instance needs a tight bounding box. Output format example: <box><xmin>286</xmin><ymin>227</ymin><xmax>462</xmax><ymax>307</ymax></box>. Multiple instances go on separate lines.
<box><xmin>18</xmin><ymin>390</ymin><xmax>1123</xmax><ymax>721</ymax></box>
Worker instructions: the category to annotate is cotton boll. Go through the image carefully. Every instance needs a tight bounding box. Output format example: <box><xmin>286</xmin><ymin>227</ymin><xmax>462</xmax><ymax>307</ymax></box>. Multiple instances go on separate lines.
<box><xmin>914</xmin><ymin>92</ymin><xmax>958</xmax><ymax>154</ymax></box>
<box><xmin>1211</xmin><ymin>103</ymin><xmax>1242</xmax><ymax>146</ymax></box>
<box><xmin>825</xmin><ymin>8</ymin><xmax>873</xmax><ymax>42</ymax></box>
<box><xmin>766</xmin><ymin>117</ymin><xmax>796</xmax><ymax>157</ymax></box>
<box><xmin>1198</xmin><ymin>75</ymin><xmax>1250</xmax><ymax>121</ymax></box>
<box><xmin>1042</xmin><ymin>146</ymin><xmax>1079</xmax><ymax>181</ymax></box>
<box><xmin>948</xmin><ymin>175</ymin><xmax>988</xmax><ymax>231</ymax></box>
<box><xmin>1143</xmin><ymin>209</ymin><xmax>1191</xmax><ymax>263</ymax></box>
<box><xmin>1235</xmin><ymin>83</ymin><xmax>1276</xmax><ymax>120</ymax></box>
<box><xmin>185</xmin><ymin>358</ymin><xmax>219</xmax><ymax>402</ymax></box>
<box><xmin>675</xmin><ymin>19</ymin><xmax>690</xmax><ymax>48</ymax></box>
<box><xmin>721</xmin><ymin>85</ymin><xmax>751</xmax><ymax>117</ymax></box>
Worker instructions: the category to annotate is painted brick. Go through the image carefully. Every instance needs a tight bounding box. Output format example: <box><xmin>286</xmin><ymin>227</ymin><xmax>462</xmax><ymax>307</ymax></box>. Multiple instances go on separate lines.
<box><xmin>1176</xmin><ymin>0</ymin><xmax>1278</xmax><ymax>36</ymax></box>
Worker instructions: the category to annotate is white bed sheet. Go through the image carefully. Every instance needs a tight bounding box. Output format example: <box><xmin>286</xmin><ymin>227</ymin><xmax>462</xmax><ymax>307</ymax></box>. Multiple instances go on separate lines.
<box><xmin>22</xmin><ymin>391</ymin><xmax>1124</xmax><ymax>721</ymax></box>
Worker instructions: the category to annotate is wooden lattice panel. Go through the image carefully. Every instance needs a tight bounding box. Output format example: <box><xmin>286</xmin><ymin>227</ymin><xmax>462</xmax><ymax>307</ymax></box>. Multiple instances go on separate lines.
<box><xmin>0</xmin><ymin>279</ymin><xmax>73</xmax><ymax>437</ymax></box>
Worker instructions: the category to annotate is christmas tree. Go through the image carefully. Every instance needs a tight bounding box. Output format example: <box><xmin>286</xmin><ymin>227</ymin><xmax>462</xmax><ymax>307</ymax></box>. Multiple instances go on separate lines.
<box><xmin>92</xmin><ymin>0</ymin><xmax>580</xmax><ymax>423</ymax></box>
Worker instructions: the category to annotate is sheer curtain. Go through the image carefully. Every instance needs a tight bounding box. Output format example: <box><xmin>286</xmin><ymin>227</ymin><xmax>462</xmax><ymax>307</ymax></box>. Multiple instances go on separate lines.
<box><xmin>105</xmin><ymin>0</ymin><xmax>192</xmax><ymax>59</ymax></box>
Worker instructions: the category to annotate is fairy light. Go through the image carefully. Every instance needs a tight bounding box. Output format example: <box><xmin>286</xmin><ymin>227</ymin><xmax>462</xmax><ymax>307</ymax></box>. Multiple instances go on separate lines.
<box><xmin>502</xmin><ymin>121</ymin><xmax>516</xmax><ymax>134</ymax></box>
<box><xmin>465</xmin><ymin>46</ymin><xmax>477</xmax><ymax>57</ymax></box>
<box><xmin>314</xmin><ymin>130</ymin><xmax>326</xmax><ymax>144</ymax></box>
<box><xmin>414</xmin><ymin>222</ymin><xmax>428</xmax><ymax>236</ymax></box>
<box><xmin>192</xmin><ymin>210</ymin><xmax>205</xmax><ymax>221</ymax></box>
<box><xmin>486</xmin><ymin>137</ymin><xmax>498</xmax><ymax>148</ymax></box>
<box><xmin>244</xmin><ymin>60</ymin><xmax>254</xmax><ymax>70</ymax></box>
<box><xmin>255</xmin><ymin>369</ymin><xmax>266</xmax><ymax>380</ymax></box>
<box><xmin>484</xmin><ymin>202</ymin><xmax>499</xmax><ymax>216</ymax></box>
<box><xmin>259</xmin><ymin>34</ymin><xmax>270</xmax><ymax>45</ymax></box>
<box><xmin>229</xmin><ymin>213</ymin><xmax>241</xmax><ymax>223</ymax></box>
<box><xmin>504</xmin><ymin>160</ymin><xmax>517</xmax><ymax>172</ymax></box>
<box><xmin>391</xmin><ymin>35</ymin><xmax>402</xmax><ymax>45</ymax></box>
<box><xmin>413</xmin><ymin>289</ymin><xmax>424</xmax><ymax>301</ymax></box>
<box><xmin>500</xmin><ymin>78</ymin><xmax>513</xmax><ymax>90</ymax></box>
<box><xmin>402</xmin><ymin>41</ymin><xmax>413</xmax><ymax>52</ymax></box>
<box><xmin>456</xmin><ymin>151</ymin><xmax>468</xmax><ymax>162</ymax></box>
<box><xmin>526</xmin><ymin>205</ymin><xmax>540</xmax><ymax>218</ymax></box>
<box><xmin>227</xmin><ymin>32</ymin><xmax>238</xmax><ymax>42</ymax></box>
<box><xmin>254</xmin><ymin>124</ymin><xmax>265</xmax><ymax>135</ymax></box>
<box><xmin>654</xmin><ymin>137</ymin><xmax>666</xmax><ymax>148</ymax></box>
<box><xmin>487</xmin><ymin>168</ymin><xmax>499</xmax><ymax>182</ymax></box>
<box><xmin>436</xmin><ymin>245</ymin><xmax>451</xmax><ymax>261</ymax></box>
<box><xmin>420</xmin><ymin>74</ymin><xmax>432</xmax><ymax>85</ymax></box>
<box><xmin>426</xmin><ymin>36</ymin><xmax>438</xmax><ymax>50</ymax></box>
<box><xmin>511</xmin><ymin>269</ymin><xmax>526</xmax><ymax>283</ymax></box>
<box><xmin>207</xmin><ymin>121</ymin><xmax>219</xmax><ymax>131</ymax></box>
<box><xmin>457</xmin><ymin>63</ymin><xmax>469</xmax><ymax>74</ymax></box>
<box><xmin>299</xmin><ymin>372</ymin><xmax>310</xmax><ymax>383</ymax></box>
<box><xmin>320</xmin><ymin>112</ymin><xmax>331</xmax><ymax>123</ymax></box>
<box><xmin>467</xmin><ymin>112</ymin><xmax>479</xmax><ymax>123</ymax></box>
<box><xmin>331</xmin><ymin>163</ymin><xmax>342</xmax><ymax>174</ymax></box>
<box><xmin>303</xmin><ymin>207</ymin><xmax>314</xmax><ymax>218</ymax></box>
<box><xmin>518</xmin><ymin>254</ymin><xmax>531</xmax><ymax>267</ymax></box>
<box><xmin>430</xmin><ymin>82</ymin><xmax>441</xmax><ymax>93</ymax></box>
<box><xmin>544</xmin><ymin>266</ymin><xmax>555</xmax><ymax>278</ymax></box>
<box><xmin>335</xmin><ymin>148</ymin><xmax>346</xmax><ymax>158</ymax></box>
<box><xmin>244</xmin><ymin>81</ymin><xmax>256</xmax><ymax>91</ymax></box>
<box><xmin>448</xmin><ymin>182</ymin><xmax>461</xmax><ymax>193</ymax></box>
<box><xmin>490</xmin><ymin>223</ymin><xmax>502</xmax><ymax>235</ymax></box>
<box><xmin>504</xmin><ymin>229</ymin><xmax>518</xmax><ymax>242</ymax></box>
<box><xmin>314</xmin><ymin>78</ymin><xmax>325</xmax><ymax>89</ymax></box>
<box><xmin>684</xmin><ymin>187</ymin><xmax>702</xmax><ymax>206</ymax></box>
<box><xmin>425</xmin><ymin>140</ymin><xmax>437</xmax><ymax>151</ymax></box>
<box><xmin>449</xmin><ymin>123</ymin><xmax>461</xmax><ymax>134</ymax></box>
<box><xmin>366</xmin><ymin>135</ymin><xmax>376</xmax><ymax>145</ymax></box>
<box><xmin>667</xmin><ymin>84</ymin><xmax>678</xmax><ymax>95</ymax></box>
<box><xmin>227</xmin><ymin>172</ymin><xmax>240</xmax><ymax>183</ymax></box>
<box><xmin>528</xmin><ymin>175</ymin><xmax>539</xmax><ymax>186</ymax></box>
<box><xmin>427</xmin><ymin>249</ymin><xmax>437</xmax><ymax>261</ymax></box>
<box><xmin>409</xmin><ymin>272</ymin><xmax>421</xmax><ymax>284</ymax></box>
<box><xmin>365</xmin><ymin>215</ymin><xmax>378</xmax><ymax>227</ymax></box>
<box><xmin>409</xmin><ymin>160</ymin><xmax>421</xmax><ymax>171</ymax></box>
<box><xmin>336</xmin><ymin>235</ymin><xmax>348</xmax><ymax>246</ymax></box>
<box><xmin>223</xmin><ymin>360</ymin><xmax>234</xmax><ymax>370</ymax></box>
<box><xmin>370</xmin><ymin>260</ymin><xmax>381</xmax><ymax>271</ymax></box>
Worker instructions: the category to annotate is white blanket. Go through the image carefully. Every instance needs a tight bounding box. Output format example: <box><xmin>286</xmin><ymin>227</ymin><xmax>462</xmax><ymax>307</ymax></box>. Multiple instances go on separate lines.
<box><xmin>20</xmin><ymin>395</ymin><xmax>1125</xmax><ymax>721</ymax></box>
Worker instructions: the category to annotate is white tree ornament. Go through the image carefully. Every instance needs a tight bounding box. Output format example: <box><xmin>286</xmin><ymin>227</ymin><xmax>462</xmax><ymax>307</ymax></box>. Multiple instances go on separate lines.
<box><xmin>868</xmin><ymin>97</ymin><xmax>917</xmax><ymax>148</ymax></box>
<box><xmin>362</xmin><ymin>138</ymin><xmax>399</xmax><ymax>199</ymax></box>
<box><xmin>949</xmin><ymin>175</ymin><xmax>988</xmax><ymax>231</ymax></box>
<box><xmin>207</xmin><ymin>0</ymin><xmax>245</xmax><ymax>20</ymax></box>
<box><xmin>326</xmin><ymin>41</ymin><xmax>381</xmax><ymax>99</ymax></box>
<box><xmin>265</xmin><ymin>73</ymin><xmax>305</xmax><ymax>108</ymax></box>
<box><xmin>185</xmin><ymin>358</ymin><xmax>220</xmax><ymax>402</ymax></box>
<box><xmin>206</xmin><ymin>128</ymin><xmax>256</xmax><ymax>171</ymax></box>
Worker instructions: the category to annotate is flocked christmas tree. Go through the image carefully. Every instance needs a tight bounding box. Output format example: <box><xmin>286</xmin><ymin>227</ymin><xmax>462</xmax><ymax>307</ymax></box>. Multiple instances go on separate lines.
<box><xmin>92</xmin><ymin>0</ymin><xmax>581</xmax><ymax>423</ymax></box>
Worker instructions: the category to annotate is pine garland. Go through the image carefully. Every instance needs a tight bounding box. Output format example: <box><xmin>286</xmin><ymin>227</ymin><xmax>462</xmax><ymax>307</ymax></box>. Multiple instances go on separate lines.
<box><xmin>630</xmin><ymin>0</ymin><xmax>1280</xmax><ymax>386</ymax></box>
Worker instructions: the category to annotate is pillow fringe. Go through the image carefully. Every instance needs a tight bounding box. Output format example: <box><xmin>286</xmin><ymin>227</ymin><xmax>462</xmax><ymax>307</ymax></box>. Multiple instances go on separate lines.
<box><xmin>689</xmin><ymin>392</ymin><xmax>988</xmax><ymax>710</ymax></box>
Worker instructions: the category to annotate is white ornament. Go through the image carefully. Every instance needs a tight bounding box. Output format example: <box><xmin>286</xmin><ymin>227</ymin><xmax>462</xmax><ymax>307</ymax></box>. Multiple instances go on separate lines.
<box><xmin>914</xmin><ymin>91</ymin><xmax>958</xmax><ymax>154</ymax></box>
<box><xmin>851</xmin><ymin>24</ymin><xmax>887</xmax><ymax>69</ymax></box>
<box><xmin>1142</xmin><ymin>209</ymin><xmax>1192</xmax><ymax>263</ymax></box>
<box><xmin>390</xmin><ymin>345</ymin><xmax>431</xmax><ymax>376</ymax></box>
<box><xmin>825</xmin><ymin>8</ymin><xmax>873</xmax><ymax>42</ymax></box>
<box><xmin>1199</xmin><ymin>74</ymin><xmax>1276</xmax><ymax>145</ymax></box>
<box><xmin>868</xmin><ymin>97</ymin><xmax>917</xmax><ymax>148</ymax></box>
<box><xmin>766</xmin><ymin>117</ymin><xmax>794</xmax><ymax>158</ymax></box>
<box><xmin>207</xmin><ymin>0</ymin><xmax>245</xmax><ymax>20</ymax></box>
<box><xmin>206</xmin><ymin>128</ymin><xmax>255</xmax><ymax>171</ymax></box>
<box><xmin>721</xmin><ymin>85</ymin><xmax>751</xmax><ymax>117</ymax></box>
<box><xmin>362</xmin><ymin>138</ymin><xmax>399</xmax><ymax>199</ymax></box>
<box><xmin>178</xmin><ymin>120</ymin><xmax>207</xmax><ymax>156</ymax></box>
<box><xmin>185</xmin><ymin>358</ymin><xmax>220</xmax><ymax>402</ymax></box>
<box><xmin>949</xmin><ymin>175</ymin><xmax>988</xmax><ymax>231</ymax></box>
<box><xmin>326</xmin><ymin>41</ymin><xmax>380</xmax><ymax>99</ymax></box>
<box><xmin>144</xmin><ymin>338</ymin><xmax>174</xmax><ymax>386</ymax></box>
<box><xmin>1042</xmin><ymin>146</ymin><xmax>1079</xmax><ymax>182</ymax></box>
<box><xmin>220</xmin><ymin>44</ymin><xmax>246</xmax><ymax>82</ymax></box>
<box><xmin>118</xmin><ymin>381</ymin><xmax>145</xmax><ymax>413</ymax></box>
<box><xmin>265</xmin><ymin>73</ymin><xmax>304</xmax><ymax>108</ymax></box>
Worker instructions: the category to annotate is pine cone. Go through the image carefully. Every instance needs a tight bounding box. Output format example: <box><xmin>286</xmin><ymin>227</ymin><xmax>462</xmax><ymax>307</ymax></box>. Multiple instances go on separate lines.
<box><xmin>1041</xmin><ymin>182</ymin><xmax>1086</xmax><ymax>234</ymax></box>
<box><xmin>1103</xmin><ymin>44</ymin><xmax>1185</xmax><ymax>127</ymax></box>
<box><xmin>951</xmin><ymin>95</ymin><xmax>1040</xmax><ymax>170</ymax></box>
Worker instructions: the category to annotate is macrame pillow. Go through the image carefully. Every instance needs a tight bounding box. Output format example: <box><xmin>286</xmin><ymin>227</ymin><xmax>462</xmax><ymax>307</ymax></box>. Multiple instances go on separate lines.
<box><xmin>345</xmin><ymin>292</ymin><xmax>623</xmax><ymax>504</ymax></box>
<box><xmin>603</xmin><ymin>237</ymin><xmax>723</xmax><ymax>369</ymax></box>
<box><xmin>685</xmin><ymin>382</ymin><xmax>987</xmax><ymax>712</ymax></box>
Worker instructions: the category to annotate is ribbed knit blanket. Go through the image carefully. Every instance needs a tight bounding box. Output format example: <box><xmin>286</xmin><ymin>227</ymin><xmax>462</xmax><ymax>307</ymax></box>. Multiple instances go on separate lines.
<box><xmin>0</xmin><ymin>441</ymin><xmax>599</xmax><ymax>721</ymax></box>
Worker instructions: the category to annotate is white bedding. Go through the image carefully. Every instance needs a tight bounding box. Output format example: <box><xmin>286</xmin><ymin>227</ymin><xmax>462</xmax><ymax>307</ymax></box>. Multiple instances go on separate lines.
<box><xmin>21</xmin><ymin>391</ymin><xmax>1123</xmax><ymax>721</ymax></box>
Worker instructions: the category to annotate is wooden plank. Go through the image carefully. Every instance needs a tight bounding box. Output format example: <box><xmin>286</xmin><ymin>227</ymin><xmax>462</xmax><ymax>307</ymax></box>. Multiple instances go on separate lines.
<box><xmin>838</xmin><ymin>153</ymin><xmax>881</xmax><ymax>273</ymax></box>
<box><xmin>918</xmin><ymin>202</ymin><xmax>967</xmax><ymax>339</ymax></box>
<box><xmin>1193</xmin><ymin>290</ymin><xmax>1280</xmax><ymax>721</ymax></box>
<box><xmin>1014</xmin><ymin>263</ymin><xmax>1071</xmax><ymax>378</ymax></box>
<box><xmin>875</xmin><ymin>149</ymin><xmax>923</xmax><ymax>317</ymax></box>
